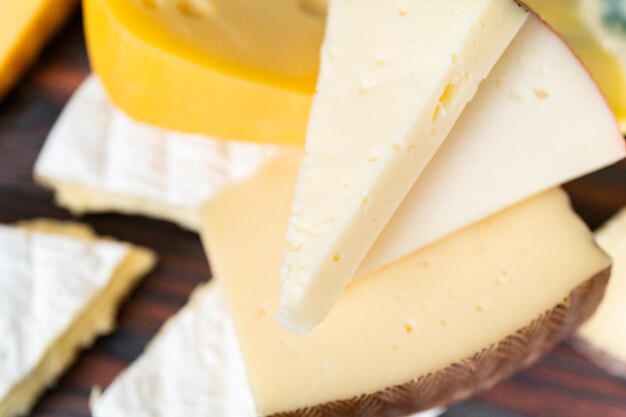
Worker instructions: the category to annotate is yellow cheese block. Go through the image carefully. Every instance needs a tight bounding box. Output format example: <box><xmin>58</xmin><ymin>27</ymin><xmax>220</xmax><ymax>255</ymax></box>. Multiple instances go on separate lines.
<box><xmin>524</xmin><ymin>0</ymin><xmax>626</xmax><ymax>132</ymax></box>
<box><xmin>0</xmin><ymin>0</ymin><xmax>76</xmax><ymax>99</ymax></box>
<box><xmin>201</xmin><ymin>153</ymin><xmax>610</xmax><ymax>416</ymax></box>
<box><xmin>83</xmin><ymin>0</ymin><xmax>324</xmax><ymax>144</ymax></box>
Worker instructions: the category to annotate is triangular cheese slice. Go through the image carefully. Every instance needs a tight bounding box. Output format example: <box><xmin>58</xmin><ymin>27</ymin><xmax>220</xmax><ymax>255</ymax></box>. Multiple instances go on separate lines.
<box><xmin>276</xmin><ymin>0</ymin><xmax>517</xmax><ymax>333</ymax></box>
<box><xmin>0</xmin><ymin>220</ymin><xmax>155</xmax><ymax>417</ymax></box>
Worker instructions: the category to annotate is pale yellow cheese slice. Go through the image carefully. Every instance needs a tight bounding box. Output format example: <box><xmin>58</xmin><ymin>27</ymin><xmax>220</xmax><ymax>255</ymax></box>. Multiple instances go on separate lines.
<box><xmin>0</xmin><ymin>0</ymin><xmax>76</xmax><ymax>98</ymax></box>
<box><xmin>201</xmin><ymin>153</ymin><xmax>610</xmax><ymax>416</ymax></box>
<box><xmin>0</xmin><ymin>220</ymin><xmax>155</xmax><ymax>417</ymax></box>
<box><xmin>278</xmin><ymin>0</ymin><xmax>529</xmax><ymax>333</ymax></box>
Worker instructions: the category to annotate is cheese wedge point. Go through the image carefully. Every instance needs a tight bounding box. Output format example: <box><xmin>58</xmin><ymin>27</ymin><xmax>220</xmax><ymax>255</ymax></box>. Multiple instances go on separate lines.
<box><xmin>524</xmin><ymin>0</ymin><xmax>626</xmax><ymax>132</ymax></box>
<box><xmin>201</xmin><ymin>154</ymin><xmax>610</xmax><ymax>416</ymax></box>
<box><xmin>83</xmin><ymin>0</ymin><xmax>323</xmax><ymax>144</ymax></box>
<box><xmin>34</xmin><ymin>76</ymin><xmax>282</xmax><ymax>231</ymax></box>
<box><xmin>0</xmin><ymin>0</ymin><xmax>77</xmax><ymax>99</ymax></box>
<box><xmin>0</xmin><ymin>220</ymin><xmax>155</xmax><ymax>417</ymax></box>
<box><xmin>278</xmin><ymin>0</ymin><xmax>529</xmax><ymax>333</ymax></box>
<box><xmin>90</xmin><ymin>281</ymin><xmax>445</xmax><ymax>417</ymax></box>
<box><xmin>359</xmin><ymin>15</ymin><xmax>625</xmax><ymax>275</ymax></box>
<box><xmin>573</xmin><ymin>207</ymin><xmax>626</xmax><ymax>378</ymax></box>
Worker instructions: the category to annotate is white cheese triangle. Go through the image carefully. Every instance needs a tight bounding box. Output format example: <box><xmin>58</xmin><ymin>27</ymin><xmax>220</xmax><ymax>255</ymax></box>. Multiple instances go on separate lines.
<box><xmin>0</xmin><ymin>220</ymin><xmax>155</xmax><ymax>417</ymax></box>
<box><xmin>34</xmin><ymin>76</ymin><xmax>282</xmax><ymax>231</ymax></box>
<box><xmin>278</xmin><ymin>0</ymin><xmax>529</xmax><ymax>333</ymax></box>
<box><xmin>90</xmin><ymin>281</ymin><xmax>445</xmax><ymax>417</ymax></box>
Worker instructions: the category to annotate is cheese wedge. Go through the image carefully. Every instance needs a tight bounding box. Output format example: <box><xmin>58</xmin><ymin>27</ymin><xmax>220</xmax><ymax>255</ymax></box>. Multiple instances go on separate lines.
<box><xmin>83</xmin><ymin>0</ymin><xmax>323</xmax><ymax>144</ymax></box>
<box><xmin>360</xmin><ymin>15</ymin><xmax>625</xmax><ymax>275</ymax></box>
<box><xmin>278</xmin><ymin>0</ymin><xmax>529</xmax><ymax>333</ymax></box>
<box><xmin>524</xmin><ymin>0</ymin><xmax>626</xmax><ymax>131</ymax></box>
<box><xmin>201</xmin><ymin>154</ymin><xmax>611</xmax><ymax>416</ymax></box>
<box><xmin>574</xmin><ymin>207</ymin><xmax>626</xmax><ymax>378</ymax></box>
<box><xmin>90</xmin><ymin>281</ymin><xmax>444</xmax><ymax>417</ymax></box>
<box><xmin>34</xmin><ymin>76</ymin><xmax>281</xmax><ymax>231</ymax></box>
<box><xmin>0</xmin><ymin>220</ymin><xmax>155</xmax><ymax>417</ymax></box>
<box><xmin>0</xmin><ymin>0</ymin><xmax>76</xmax><ymax>99</ymax></box>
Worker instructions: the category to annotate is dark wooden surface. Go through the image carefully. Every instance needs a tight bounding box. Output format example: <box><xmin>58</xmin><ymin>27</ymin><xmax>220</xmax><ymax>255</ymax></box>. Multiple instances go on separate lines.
<box><xmin>2</xmin><ymin>11</ymin><xmax>626</xmax><ymax>417</ymax></box>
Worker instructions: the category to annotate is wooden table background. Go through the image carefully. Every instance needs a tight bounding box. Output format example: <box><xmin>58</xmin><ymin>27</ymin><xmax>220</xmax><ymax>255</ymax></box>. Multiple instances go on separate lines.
<box><xmin>2</xmin><ymin>11</ymin><xmax>626</xmax><ymax>417</ymax></box>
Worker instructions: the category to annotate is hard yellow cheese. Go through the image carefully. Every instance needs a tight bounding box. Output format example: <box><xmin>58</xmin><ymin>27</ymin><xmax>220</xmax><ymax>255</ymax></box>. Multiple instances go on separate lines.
<box><xmin>201</xmin><ymin>153</ymin><xmax>610</xmax><ymax>416</ymax></box>
<box><xmin>83</xmin><ymin>0</ymin><xmax>323</xmax><ymax>144</ymax></box>
<box><xmin>524</xmin><ymin>0</ymin><xmax>626</xmax><ymax>131</ymax></box>
<box><xmin>0</xmin><ymin>0</ymin><xmax>76</xmax><ymax>98</ymax></box>
<box><xmin>278</xmin><ymin>0</ymin><xmax>529</xmax><ymax>333</ymax></box>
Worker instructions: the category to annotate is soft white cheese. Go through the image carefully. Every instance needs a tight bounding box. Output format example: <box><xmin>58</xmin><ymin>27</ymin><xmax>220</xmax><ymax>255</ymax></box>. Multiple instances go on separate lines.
<box><xmin>278</xmin><ymin>0</ymin><xmax>529</xmax><ymax>333</ymax></box>
<box><xmin>91</xmin><ymin>281</ymin><xmax>444</xmax><ymax>417</ymax></box>
<box><xmin>34</xmin><ymin>76</ymin><xmax>281</xmax><ymax>230</ymax></box>
<box><xmin>0</xmin><ymin>224</ymin><xmax>129</xmax><ymax>411</ymax></box>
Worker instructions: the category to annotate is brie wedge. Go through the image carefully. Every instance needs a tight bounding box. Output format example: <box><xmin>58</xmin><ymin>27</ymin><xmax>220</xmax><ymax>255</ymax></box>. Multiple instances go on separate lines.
<box><xmin>34</xmin><ymin>76</ymin><xmax>281</xmax><ymax>231</ymax></box>
<box><xmin>0</xmin><ymin>219</ymin><xmax>155</xmax><ymax>417</ymax></box>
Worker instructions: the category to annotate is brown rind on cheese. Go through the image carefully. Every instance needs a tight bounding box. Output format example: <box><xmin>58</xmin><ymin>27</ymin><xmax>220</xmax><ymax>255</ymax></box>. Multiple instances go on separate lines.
<box><xmin>0</xmin><ymin>0</ymin><xmax>78</xmax><ymax>99</ymax></box>
<box><xmin>269</xmin><ymin>268</ymin><xmax>610</xmax><ymax>417</ymax></box>
<box><xmin>569</xmin><ymin>336</ymin><xmax>626</xmax><ymax>380</ymax></box>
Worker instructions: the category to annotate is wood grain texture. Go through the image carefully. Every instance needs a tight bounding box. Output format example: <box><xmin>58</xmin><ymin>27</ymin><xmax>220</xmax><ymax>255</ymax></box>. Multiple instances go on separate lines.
<box><xmin>0</xmin><ymin>11</ymin><xmax>626</xmax><ymax>417</ymax></box>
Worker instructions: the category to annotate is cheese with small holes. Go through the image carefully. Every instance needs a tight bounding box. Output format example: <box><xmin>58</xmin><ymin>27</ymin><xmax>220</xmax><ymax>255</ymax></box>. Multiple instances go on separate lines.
<box><xmin>0</xmin><ymin>220</ymin><xmax>155</xmax><ymax>417</ymax></box>
<box><xmin>575</xmin><ymin>207</ymin><xmax>626</xmax><ymax>378</ymax></box>
<box><xmin>0</xmin><ymin>0</ymin><xmax>76</xmax><ymax>98</ymax></box>
<box><xmin>34</xmin><ymin>76</ymin><xmax>281</xmax><ymax>231</ymax></box>
<box><xmin>83</xmin><ymin>0</ymin><xmax>324</xmax><ymax>144</ymax></box>
<box><xmin>278</xmin><ymin>0</ymin><xmax>529</xmax><ymax>333</ymax></box>
<box><xmin>359</xmin><ymin>14</ymin><xmax>625</xmax><ymax>275</ymax></box>
<box><xmin>524</xmin><ymin>0</ymin><xmax>626</xmax><ymax>131</ymax></box>
<box><xmin>90</xmin><ymin>281</ymin><xmax>445</xmax><ymax>417</ymax></box>
<box><xmin>201</xmin><ymin>153</ymin><xmax>611</xmax><ymax>416</ymax></box>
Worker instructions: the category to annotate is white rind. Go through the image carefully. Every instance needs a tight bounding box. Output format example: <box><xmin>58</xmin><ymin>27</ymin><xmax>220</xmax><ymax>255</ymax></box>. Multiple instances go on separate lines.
<box><xmin>34</xmin><ymin>76</ymin><xmax>281</xmax><ymax>230</ymax></box>
<box><xmin>0</xmin><ymin>223</ymin><xmax>130</xmax><ymax>406</ymax></box>
<box><xmin>90</xmin><ymin>281</ymin><xmax>444</xmax><ymax>417</ymax></box>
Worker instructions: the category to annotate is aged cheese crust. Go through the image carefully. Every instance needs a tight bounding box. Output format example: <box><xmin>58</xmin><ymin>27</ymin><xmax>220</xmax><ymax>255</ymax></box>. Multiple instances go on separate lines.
<box><xmin>269</xmin><ymin>269</ymin><xmax>609</xmax><ymax>417</ymax></box>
